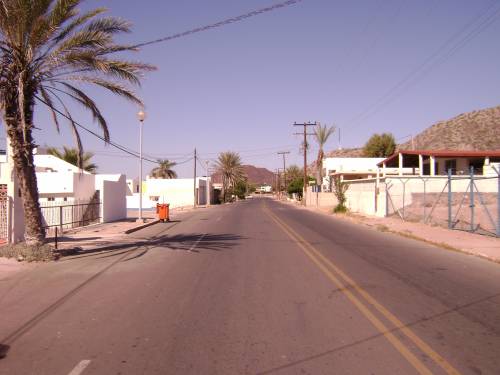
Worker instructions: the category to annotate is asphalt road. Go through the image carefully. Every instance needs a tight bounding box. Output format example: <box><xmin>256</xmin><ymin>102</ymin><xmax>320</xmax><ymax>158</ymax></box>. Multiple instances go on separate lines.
<box><xmin>1</xmin><ymin>197</ymin><xmax>499</xmax><ymax>375</ymax></box>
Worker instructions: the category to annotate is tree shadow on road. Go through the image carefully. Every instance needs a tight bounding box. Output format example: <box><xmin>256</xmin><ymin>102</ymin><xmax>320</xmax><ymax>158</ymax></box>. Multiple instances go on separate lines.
<box><xmin>59</xmin><ymin>232</ymin><xmax>245</xmax><ymax>261</ymax></box>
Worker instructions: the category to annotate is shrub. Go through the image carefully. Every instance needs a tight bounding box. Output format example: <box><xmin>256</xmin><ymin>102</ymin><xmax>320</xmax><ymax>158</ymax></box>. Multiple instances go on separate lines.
<box><xmin>332</xmin><ymin>175</ymin><xmax>349</xmax><ymax>213</ymax></box>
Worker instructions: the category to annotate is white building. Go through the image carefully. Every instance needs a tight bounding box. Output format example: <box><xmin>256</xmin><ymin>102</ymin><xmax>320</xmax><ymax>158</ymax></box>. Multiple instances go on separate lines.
<box><xmin>35</xmin><ymin>154</ymin><xmax>95</xmax><ymax>203</ymax></box>
<box><xmin>0</xmin><ymin>147</ymin><xmax>128</xmax><ymax>244</ymax></box>
<box><xmin>257</xmin><ymin>184</ymin><xmax>272</xmax><ymax>193</ymax></box>
<box><xmin>126</xmin><ymin>176</ymin><xmax>213</xmax><ymax>209</ymax></box>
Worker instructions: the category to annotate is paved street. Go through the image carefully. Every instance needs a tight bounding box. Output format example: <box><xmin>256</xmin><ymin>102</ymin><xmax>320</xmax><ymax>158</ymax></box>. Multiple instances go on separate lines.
<box><xmin>1</xmin><ymin>197</ymin><xmax>500</xmax><ymax>375</ymax></box>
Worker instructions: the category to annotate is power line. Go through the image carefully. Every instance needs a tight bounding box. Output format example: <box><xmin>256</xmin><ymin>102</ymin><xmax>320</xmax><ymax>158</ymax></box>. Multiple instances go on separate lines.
<box><xmin>133</xmin><ymin>0</ymin><xmax>304</xmax><ymax>48</ymax></box>
<box><xmin>346</xmin><ymin>1</ymin><xmax>500</xmax><ymax>128</ymax></box>
<box><xmin>35</xmin><ymin>96</ymin><xmax>161</xmax><ymax>165</ymax></box>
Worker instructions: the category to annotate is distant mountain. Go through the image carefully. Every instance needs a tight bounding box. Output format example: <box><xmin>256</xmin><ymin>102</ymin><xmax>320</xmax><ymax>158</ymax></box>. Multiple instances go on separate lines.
<box><xmin>400</xmin><ymin>105</ymin><xmax>500</xmax><ymax>151</ymax></box>
<box><xmin>211</xmin><ymin>165</ymin><xmax>274</xmax><ymax>186</ymax></box>
<box><xmin>242</xmin><ymin>165</ymin><xmax>274</xmax><ymax>186</ymax></box>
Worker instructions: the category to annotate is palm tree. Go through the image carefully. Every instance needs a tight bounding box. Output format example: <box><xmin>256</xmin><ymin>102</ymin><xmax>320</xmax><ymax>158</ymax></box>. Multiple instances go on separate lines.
<box><xmin>314</xmin><ymin>123</ymin><xmax>335</xmax><ymax>190</ymax></box>
<box><xmin>215</xmin><ymin>151</ymin><xmax>245</xmax><ymax>202</ymax></box>
<box><xmin>47</xmin><ymin>146</ymin><xmax>97</xmax><ymax>173</ymax></box>
<box><xmin>150</xmin><ymin>159</ymin><xmax>177</xmax><ymax>179</ymax></box>
<box><xmin>0</xmin><ymin>1</ymin><xmax>154</xmax><ymax>245</ymax></box>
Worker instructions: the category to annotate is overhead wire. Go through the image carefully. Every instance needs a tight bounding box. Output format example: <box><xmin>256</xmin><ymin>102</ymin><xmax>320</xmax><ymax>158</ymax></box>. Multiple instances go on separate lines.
<box><xmin>346</xmin><ymin>0</ymin><xmax>500</xmax><ymax>128</ymax></box>
<box><xmin>36</xmin><ymin>96</ymin><xmax>168</xmax><ymax>165</ymax></box>
<box><xmin>132</xmin><ymin>0</ymin><xmax>304</xmax><ymax>48</ymax></box>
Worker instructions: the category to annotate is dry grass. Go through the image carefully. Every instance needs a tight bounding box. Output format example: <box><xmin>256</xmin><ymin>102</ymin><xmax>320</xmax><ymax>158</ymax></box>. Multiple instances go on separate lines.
<box><xmin>0</xmin><ymin>243</ymin><xmax>56</xmax><ymax>262</ymax></box>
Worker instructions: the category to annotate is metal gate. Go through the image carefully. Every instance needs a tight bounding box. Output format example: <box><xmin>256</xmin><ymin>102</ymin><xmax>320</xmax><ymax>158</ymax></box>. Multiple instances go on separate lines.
<box><xmin>0</xmin><ymin>184</ymin><xmax>9</xmax><ymax>244</ymax></box>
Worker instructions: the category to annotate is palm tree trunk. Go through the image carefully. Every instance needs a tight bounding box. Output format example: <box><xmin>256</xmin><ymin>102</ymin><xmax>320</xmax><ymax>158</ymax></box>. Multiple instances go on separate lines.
<box><xmin>4</xmin><ymin>88</ymin><xmax>45</xmax><ymax>246</ymax></box>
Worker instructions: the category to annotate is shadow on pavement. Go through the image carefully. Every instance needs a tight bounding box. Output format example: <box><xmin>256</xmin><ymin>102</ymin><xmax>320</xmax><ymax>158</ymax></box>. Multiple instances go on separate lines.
<box><xmin>59</xmin><ymin>232</ymin><xmax>245</xmax><ymax>261</ymax></box>
<box><xmin>0</xmin><ymin>344</ymin><xmax>9</xmax><ymax>359</ymax></box>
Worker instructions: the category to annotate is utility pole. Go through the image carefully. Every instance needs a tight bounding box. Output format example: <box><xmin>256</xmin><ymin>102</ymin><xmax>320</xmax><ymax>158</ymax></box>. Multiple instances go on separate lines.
<box><xmin>205</xmin><ymin>160</ymin><xmax>210</xmax><ymax>206</ymax></box>
<box><xmin>338</xmin><ymin>127</ymin><xmax>342</xmax><ymax>150</ymax></box>
<box><xmin>293</xmin><ymin>122</ymin><xmax>316</xmax><ymax>206</ymax></box>
<box><xmin>277</xmin><ymin>151</ymin><xmax>290</xmax><ymax>193</ymax></box>
<box><xmin>193</xmin><ymin>148</ymin><xmax>197</xmax><ymax>208</ymax></box>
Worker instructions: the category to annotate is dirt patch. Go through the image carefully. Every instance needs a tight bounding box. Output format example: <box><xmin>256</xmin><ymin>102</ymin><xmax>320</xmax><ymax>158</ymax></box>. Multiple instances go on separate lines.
<box><xmin>0</xmin><ymin>243</ymin><xmax>56</xmax><ymax>262</ymax></box>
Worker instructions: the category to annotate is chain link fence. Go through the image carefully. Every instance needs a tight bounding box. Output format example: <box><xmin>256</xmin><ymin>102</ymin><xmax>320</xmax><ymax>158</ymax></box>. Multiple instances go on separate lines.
<box><xmin>386</xmin><ymin>168</ymin><xmax>499</xmax><ymax>237</ymax></box>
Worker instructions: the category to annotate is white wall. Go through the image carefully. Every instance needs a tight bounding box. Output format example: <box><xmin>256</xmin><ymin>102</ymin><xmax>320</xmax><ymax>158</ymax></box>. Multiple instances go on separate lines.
<box><xmin>34</xmin><ymin>154</ymin><xmax>86</xmax><ymax>173</ymax></box>
<box><xmin>72</xmin><ymin>173</ymin><xmax>96</xmax><ymax>200</ymax></box>
<box><xmin>126</xmin><ymin>177</ymin><xmax>212</xmax><ymax>209</ymax></box>
<box><xmin>36</xmin><ymin>172</ymin><xmax>74</xmax><ymax>196</ymax></box>
<box><xmin>96</xmin><ymin>174</ymin><xmax>127</xmax><ymax>222</ymax></box>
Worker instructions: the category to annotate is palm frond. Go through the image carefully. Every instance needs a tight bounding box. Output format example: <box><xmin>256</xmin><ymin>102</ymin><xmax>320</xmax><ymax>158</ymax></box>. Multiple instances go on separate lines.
<box><xmin>52</xmin><ymin>82</ymin><xmax>109</xmax><ymax>141</ymax></box>
<box><xmin>51</xmin><ymin>7</ymin><xmax>107</xmax><ymax>44</ymax></box>
<box><xmin>65</xmin><ymin>76</ymin><xmax>142</xmax><ymax>104</ymax></box>
<box><xmin>38</xmin><ymin>86</ymin><xmax>61</xmax><ymax>133</ymax></box>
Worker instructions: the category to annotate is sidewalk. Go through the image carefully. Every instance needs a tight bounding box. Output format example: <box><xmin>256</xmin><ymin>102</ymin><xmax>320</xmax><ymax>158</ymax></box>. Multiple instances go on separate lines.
<box><xmin>0</xmin><ymin>206</ymin><xmax>198</xmax><ymax>276</ymax></box>
<box><xmin>293</xmin><ymin>201</ymin><xmax>500</xmax><ymax>264</ymax></box>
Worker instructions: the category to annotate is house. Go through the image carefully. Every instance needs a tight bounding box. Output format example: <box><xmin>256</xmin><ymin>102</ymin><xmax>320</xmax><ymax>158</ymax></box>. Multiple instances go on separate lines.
<box><xmin>0</xmin><ymin>145</ymin><xmax>128</xmax><ymax>244</ymax></box>
<box><xmin>35</xmin><ymin>154</ymin><xmax>95</xmax><ymax>203</ymax></box>
<box><xmin>322</xmin><ymin>157</ymin><xmax>411</xmax><ymax>192</ymax></box>
<box><xmin>377</xmin><ymin>150</ymin><xmax>500</xmax><ymax>176</ymax></box>
<box><xmin>257</xmin><ymin>184</ymin><xmax>272</xmax><ymax>193</ymax></box>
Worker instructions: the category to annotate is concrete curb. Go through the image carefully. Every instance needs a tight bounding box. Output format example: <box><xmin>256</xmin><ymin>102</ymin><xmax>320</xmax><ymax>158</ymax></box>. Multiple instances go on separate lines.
<box><xmin>124</xmin><ymin>219</ymin><xmax>161</xmax><ymax>234</ymax></box>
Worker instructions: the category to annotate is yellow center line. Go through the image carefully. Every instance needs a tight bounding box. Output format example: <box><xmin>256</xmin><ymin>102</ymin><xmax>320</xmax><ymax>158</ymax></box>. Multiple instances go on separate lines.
<box><xmin>263</xmin><ymin>204</ymin><xmax>461</xmax><ymax>375</ymax></box>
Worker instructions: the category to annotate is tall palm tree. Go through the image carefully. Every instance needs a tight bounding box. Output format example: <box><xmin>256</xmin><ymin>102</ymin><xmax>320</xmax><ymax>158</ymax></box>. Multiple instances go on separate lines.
<box><xmin>150</xmin><ymin>159</ymin><xmax>177</xmax><ymax>179</ymax></box>
<box><xmin>215</xmin><ymin>151</ymin><xmax>245</xmax><ymax>202</ymax></box>
<box><xmin>314</xmin><ymin>123</ymin><xmax>335</xmax><ymax>189</ymax></box>
<box><xmin>0</xmin><ymin>1</ymin><xmax>154</xmax><ymax>245</ymax></box>
<box><xmin>47</xmin><ymin>146</ymin><xmax>97</xmax><ymax>173</ymax></box>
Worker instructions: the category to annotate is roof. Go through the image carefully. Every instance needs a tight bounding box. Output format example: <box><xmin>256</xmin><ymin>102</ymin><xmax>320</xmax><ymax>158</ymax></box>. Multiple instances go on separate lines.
<box><xmin>378</xmin><ymin>150</ymin><xmax>500</xmax><ymax>167</ymax></box>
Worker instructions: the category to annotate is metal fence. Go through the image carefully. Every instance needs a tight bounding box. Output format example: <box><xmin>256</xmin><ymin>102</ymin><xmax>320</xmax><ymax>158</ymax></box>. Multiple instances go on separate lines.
<box><xmin>386</xmin><ymin>167</ymin><xmax>500</xmax><ymax>237</ymax></box>
<box><xmin>41</xmin><ymin>200</ymin><xmax>101</xmax><ymax>234</ymax></box>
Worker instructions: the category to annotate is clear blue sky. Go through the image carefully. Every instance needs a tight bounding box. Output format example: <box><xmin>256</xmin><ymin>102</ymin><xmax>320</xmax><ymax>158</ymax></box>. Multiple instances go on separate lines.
<box><xmin>19</xmin><ymin>0</ymin><xmax>500</xmax><ymax>178</ymax></box>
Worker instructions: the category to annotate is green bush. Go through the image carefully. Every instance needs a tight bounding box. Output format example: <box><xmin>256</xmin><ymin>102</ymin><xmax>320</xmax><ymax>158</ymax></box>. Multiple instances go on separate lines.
<box><xmin>363</xmin><ymin>133</ymin><xmax>396</xmax><ymax>157</ymax></box>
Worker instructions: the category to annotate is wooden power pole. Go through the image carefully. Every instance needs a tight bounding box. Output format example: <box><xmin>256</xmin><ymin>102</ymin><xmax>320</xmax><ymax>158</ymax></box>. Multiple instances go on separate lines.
<box><xmin>193</xmin><ymin>148</ymin><xmax>197</xmax><ymax>208</ymax></box>
<box><xmin>277</xmin><ymin>151</ymin><xmax>290</xmax><ymax>192</ymax></box>
<box><xmin>293</xmin><ymin>122</ymin><xmax>316</xmax><ymax>205</ymax></box>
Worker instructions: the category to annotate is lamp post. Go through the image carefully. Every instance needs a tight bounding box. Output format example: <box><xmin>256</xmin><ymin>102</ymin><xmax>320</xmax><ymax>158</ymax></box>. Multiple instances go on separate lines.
<box><xmin>137</xmin><ymin>109</ymin><xmax>146</xmax><ymax>222</ymax></box>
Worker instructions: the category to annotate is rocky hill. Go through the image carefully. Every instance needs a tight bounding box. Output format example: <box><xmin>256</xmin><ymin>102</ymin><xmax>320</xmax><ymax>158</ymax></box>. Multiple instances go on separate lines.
<box><xmin>211</xmin><ymin>165</ymin><xmax>274</xmax><ymax>186</ymax></box>
<box><xmin>325</xmin><ymin>147</ymin><xmax>364</xmax><ymax>158</ymax></box>
<box><xmin>242</xmin><ymin>165</ymin><xmax>274</xmax><ymax>186</ymax></box>
<box><xmin>400</xmin><ymin>105</ymin><xmax>500</xmax><ymax>151</ymax></box>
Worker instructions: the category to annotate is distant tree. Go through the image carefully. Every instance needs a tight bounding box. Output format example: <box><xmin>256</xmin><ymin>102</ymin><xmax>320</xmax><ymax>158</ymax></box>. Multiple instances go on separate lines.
<box><xmin>286</xmin><ymin>165</ymin><xmax>302</xmax><ymax>181</ymax></box>
<box><xmin>47</xmin><ymin>147</ymin><xmax>97</xmax><ymax>173</ymax></box>
<box><xmin>150</xmin><ymin>160</ymin><xmax>177</xmax><ymax>179</ymax></box>
<box><xmin>362</xmin><ymin>133</ymin><xmax>396</xmax><ymax>157</ymax></box>
<box><xmin>216</xmin><ymin>151</ymin><xmax>246</xmax><ymax>202</ymax></box>
<box><xmin>233</xmin><ymin>179</ymin><xmax>248</xmax><ymax>199</ymax></box>
<box><xmin>287</xmin><ymin>175</ymin><xmax>315</xmax><ymax>199</ymax></box>
<box><xmin>314</xmin><ymin>123</ymin><xmax>335</xmax><ymax>187</ymax></box>
<box><xmin>287</xmin><ymin>177</ymin><xmax>304</xmax><ymax>198</ymax></box>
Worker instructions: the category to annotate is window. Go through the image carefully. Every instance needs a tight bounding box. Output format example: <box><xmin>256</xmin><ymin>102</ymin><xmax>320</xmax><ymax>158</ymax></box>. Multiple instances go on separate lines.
<box><xmin>444</xmin><ymin>159</ymin><xmax>456</xmax><ymax>174</ymax></box>
<box><xmin>468</xmin><ymin>159</ymin><xmax>484</xmax><ymax>175</ymax></box>
<box><xmin>47</xmin><ymin>197</ymin><xmax>55</xmax><ymax>201</ymax></box>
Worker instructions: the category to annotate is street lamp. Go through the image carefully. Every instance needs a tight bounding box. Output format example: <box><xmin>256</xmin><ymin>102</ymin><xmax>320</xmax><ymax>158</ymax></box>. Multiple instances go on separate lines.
<box><xmin>137</xmin><ymin>109</ymin><xmax>146</xmax><ymax>222</ymax></box>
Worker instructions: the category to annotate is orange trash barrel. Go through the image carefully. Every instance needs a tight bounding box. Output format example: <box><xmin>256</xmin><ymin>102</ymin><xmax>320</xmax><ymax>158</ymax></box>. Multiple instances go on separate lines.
<box><xmin>156</xmin><ymin>203</ymin><xmax>170</xmax><ymax>222</ymax></box>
